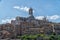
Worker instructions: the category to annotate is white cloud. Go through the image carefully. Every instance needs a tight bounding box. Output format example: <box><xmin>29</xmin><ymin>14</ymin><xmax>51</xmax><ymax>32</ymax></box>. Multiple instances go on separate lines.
<box><xmin>35</xmin><ymin>16</ymin><xmax>44</xmax><ymax>20</ymax></box>
<box><xmin>13</xmin><ymin>6</ymin><xmax>20</xmax><ymax>9</ymax></box>
<box><xmin>35</xmin><ymin>15</ymin><xmax>60</xmax><ymax>20</ymax></box>
<box><xmin>13</xmin><ymin>6</ymin><xmax>35</xmax><ymax>13</ymax></box>
<box><xmin>47</xmin><ymin>15</ymin><xmax>60</xmax><ymax>20</ymax></box>
<box><xmin>1</xmin><ymin>18</ymin><xmax>15</xmax><ymax>24</ymax></box>
<box><xmin>13</xmin><ymin>6</ymin><xmax>29</xmax><ymax>12</ymax></box>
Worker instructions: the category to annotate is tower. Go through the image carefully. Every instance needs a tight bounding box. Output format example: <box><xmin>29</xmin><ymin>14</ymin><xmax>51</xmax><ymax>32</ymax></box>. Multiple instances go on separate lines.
<box><xmin>29</xmin><ymin>8</ymin><xmax>33</xmax><ymax>16</ymax></box>
<box><xmin>28</xmin><ymin>8</ymin><xmax>35</xmax><ymax>20</ymax></box>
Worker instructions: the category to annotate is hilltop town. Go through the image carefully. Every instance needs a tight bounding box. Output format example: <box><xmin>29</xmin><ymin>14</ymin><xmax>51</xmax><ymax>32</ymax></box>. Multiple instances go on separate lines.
<box><xmin>0</xmin><ymin>8</ymin><xmax>60</xmax><ymax>39</ymax></box>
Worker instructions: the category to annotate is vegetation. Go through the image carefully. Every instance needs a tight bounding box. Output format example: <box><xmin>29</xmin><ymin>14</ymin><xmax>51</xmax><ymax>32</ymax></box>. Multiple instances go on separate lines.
<box><xmin>16</xmin><ymin>33</ymin><xmax>60</xmax><ymax>40</ymax></box>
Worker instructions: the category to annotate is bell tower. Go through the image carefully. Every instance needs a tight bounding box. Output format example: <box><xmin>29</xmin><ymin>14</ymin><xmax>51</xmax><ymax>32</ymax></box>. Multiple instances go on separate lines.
<box><xmin>29</xmin><ymin>8</ymin><xmax>33</xmax><ymax>16</ymax></box>
<box><xmin>28</xmin><ymin>8</ymin><xmax>35</xmax><ymax>20</ymax></box>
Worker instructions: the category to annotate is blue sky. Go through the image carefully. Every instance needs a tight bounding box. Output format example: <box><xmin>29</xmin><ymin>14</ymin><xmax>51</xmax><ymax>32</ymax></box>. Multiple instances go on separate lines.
<box><xmin>0</xmin><ymin>0</ymin><xmax>60</xmax><ymax>23</ymax></box>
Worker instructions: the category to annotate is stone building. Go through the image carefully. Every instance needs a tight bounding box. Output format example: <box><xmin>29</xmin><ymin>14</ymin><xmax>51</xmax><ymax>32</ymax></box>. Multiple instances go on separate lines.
<box><xmin>0</xmin><ymin>8</ymin><xmax>60</xmax><ymax>39</ymax></box>
<box><xmin>10</xmin><ymin>8</ymin><xmax>53</xmax><ymax>35</ymax></box>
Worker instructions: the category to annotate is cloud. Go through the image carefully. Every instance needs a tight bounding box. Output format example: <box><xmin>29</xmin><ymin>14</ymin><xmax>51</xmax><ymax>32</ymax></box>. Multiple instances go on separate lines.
<box><xmin>47</xmin><ymin>15</ymin><xmax>60</xmax><ymax>20</ymax></box>
<box><xmin>35</xmin><ymin>16</ymin><xmax>44</xmax><ymax>20</ymax></box>
<box><xmin>1</xmin><ymin>18</ymin><xmax>15</xmax><ymax>24</ymax></box>
<box><xmin>35</xmin><ymin>15</ymin><xmax>60</xmax><ymax>20</ymax></box>
<box><xmin>13</xmin><ymin>6</ymin><xmax>29</xmax><ymax>12</ymax></box>
<box><xmin>13</xmin><ymin>6</ymin><xmax>20</xmax><ymax>9</ymax></box>
<box><xmin>13</xmin><ymin>6</ymin><xmax>35</xmax><ymax>13</ymax></box>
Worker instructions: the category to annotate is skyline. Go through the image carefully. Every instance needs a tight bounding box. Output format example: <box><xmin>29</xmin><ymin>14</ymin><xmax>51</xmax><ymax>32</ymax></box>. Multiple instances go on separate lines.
<box><xmin>0</xmin><ymin>0</ymin><xmax>60</xmax><ymax>23</ymax></box>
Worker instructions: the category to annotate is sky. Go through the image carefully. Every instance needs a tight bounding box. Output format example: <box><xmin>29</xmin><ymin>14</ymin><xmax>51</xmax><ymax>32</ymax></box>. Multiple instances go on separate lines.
<box><xmin>0</xmin><ymin>0</ymin><xmax>60</xmax><ymax>23</ymax></box>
